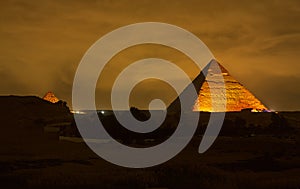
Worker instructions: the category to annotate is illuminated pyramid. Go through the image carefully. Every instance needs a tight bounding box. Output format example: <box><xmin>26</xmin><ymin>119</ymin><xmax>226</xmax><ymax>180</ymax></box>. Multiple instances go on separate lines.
<box><xmin>168</xmin><ymin>60</ymin><xmax>268</xmax><ymax>112</ymax></box>
<box><xmin>43</xmin><ymin>91</ymin><xmax>59</xmax><ymax>103</ymax></box>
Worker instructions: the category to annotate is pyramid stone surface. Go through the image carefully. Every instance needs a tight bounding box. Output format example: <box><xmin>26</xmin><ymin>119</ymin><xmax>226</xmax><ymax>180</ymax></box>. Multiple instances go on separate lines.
<box><xmin>168</xmin><ymin>60</ymin><xmax>268</xmax><ymax>112</ymax></box>
<box><xmin>193</xmin><ymin>61</ymin><xmax>267</xmax><ymax>112</ymax></box>
<box><xmin>43</xmin><ymin>91</ymin><xmax>59</xmax><ymax>103</ymax></box>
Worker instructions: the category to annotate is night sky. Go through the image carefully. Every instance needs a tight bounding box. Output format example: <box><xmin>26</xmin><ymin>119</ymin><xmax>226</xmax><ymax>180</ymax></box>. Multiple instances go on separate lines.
<box><xmin>1</xmin><ymin>0</ymin><xmax>299</xmax><ymax>111</ymax></box>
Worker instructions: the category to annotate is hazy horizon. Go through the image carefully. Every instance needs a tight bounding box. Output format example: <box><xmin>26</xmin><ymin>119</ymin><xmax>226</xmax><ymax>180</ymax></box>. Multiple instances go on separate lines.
<box><xmin>1</xmin><ymin>0</ymin><xmax>299</xmax><ymax>111</ymax></box>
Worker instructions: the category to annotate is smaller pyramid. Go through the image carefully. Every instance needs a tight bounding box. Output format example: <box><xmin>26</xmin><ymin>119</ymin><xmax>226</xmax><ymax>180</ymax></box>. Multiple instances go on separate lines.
<box><xmin>43</xmin><ymin>91</ymin><xmax>59</xmax><ymax>103</ymax></box>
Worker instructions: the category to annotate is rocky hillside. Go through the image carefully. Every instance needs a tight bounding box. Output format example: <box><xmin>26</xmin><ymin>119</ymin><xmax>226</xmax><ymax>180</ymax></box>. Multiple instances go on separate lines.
<box><xmin>0</xmin><ymin>95</ymin><xmax>72</xmax><ymax>143</ymax></box>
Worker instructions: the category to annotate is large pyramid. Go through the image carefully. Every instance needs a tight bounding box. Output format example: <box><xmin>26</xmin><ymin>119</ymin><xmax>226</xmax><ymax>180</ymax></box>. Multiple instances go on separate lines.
<box><xmin>168</xmin><ymin>60</ymin><xmax>267</xmax><ymax>112</ymax></box>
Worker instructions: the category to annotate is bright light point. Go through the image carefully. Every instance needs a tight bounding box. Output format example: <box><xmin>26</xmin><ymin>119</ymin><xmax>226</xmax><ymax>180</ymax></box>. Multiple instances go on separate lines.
<box><xmin>100</xmin><ymin>110</ymin><xmax>105</xmax><ymax>114</ymax></box>
<box><xmin>71</xmin><ymin>110</ymin><xmax>86</xmax><ymax>114</ymax></box>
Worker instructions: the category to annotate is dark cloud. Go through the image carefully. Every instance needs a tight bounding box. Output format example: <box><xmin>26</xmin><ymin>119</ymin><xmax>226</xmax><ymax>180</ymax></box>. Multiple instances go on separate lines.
<box><xmin>0</xmin><ymin>0</ymin><xmax>299</xmax><ymax>110</ymax></box>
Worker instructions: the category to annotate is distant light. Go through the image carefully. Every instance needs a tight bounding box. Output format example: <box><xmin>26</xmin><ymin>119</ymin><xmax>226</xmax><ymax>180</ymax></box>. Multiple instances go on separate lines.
<box><xmin>100</xmin><ymin>110</ymin><xmax>105</xmax><ymax>114</ymax></box>
<box><xmin>71</xmin><ymin>110</ymin><xmax>86</xmax><ymax>114</ymax></box>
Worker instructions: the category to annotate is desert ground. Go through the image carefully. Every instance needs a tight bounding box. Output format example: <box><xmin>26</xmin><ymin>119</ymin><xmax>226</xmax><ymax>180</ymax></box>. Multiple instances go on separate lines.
<box><xmin>0</xmin><ymin>96</ymin><xmax>300</xmax><ymax>189</ymax></box>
